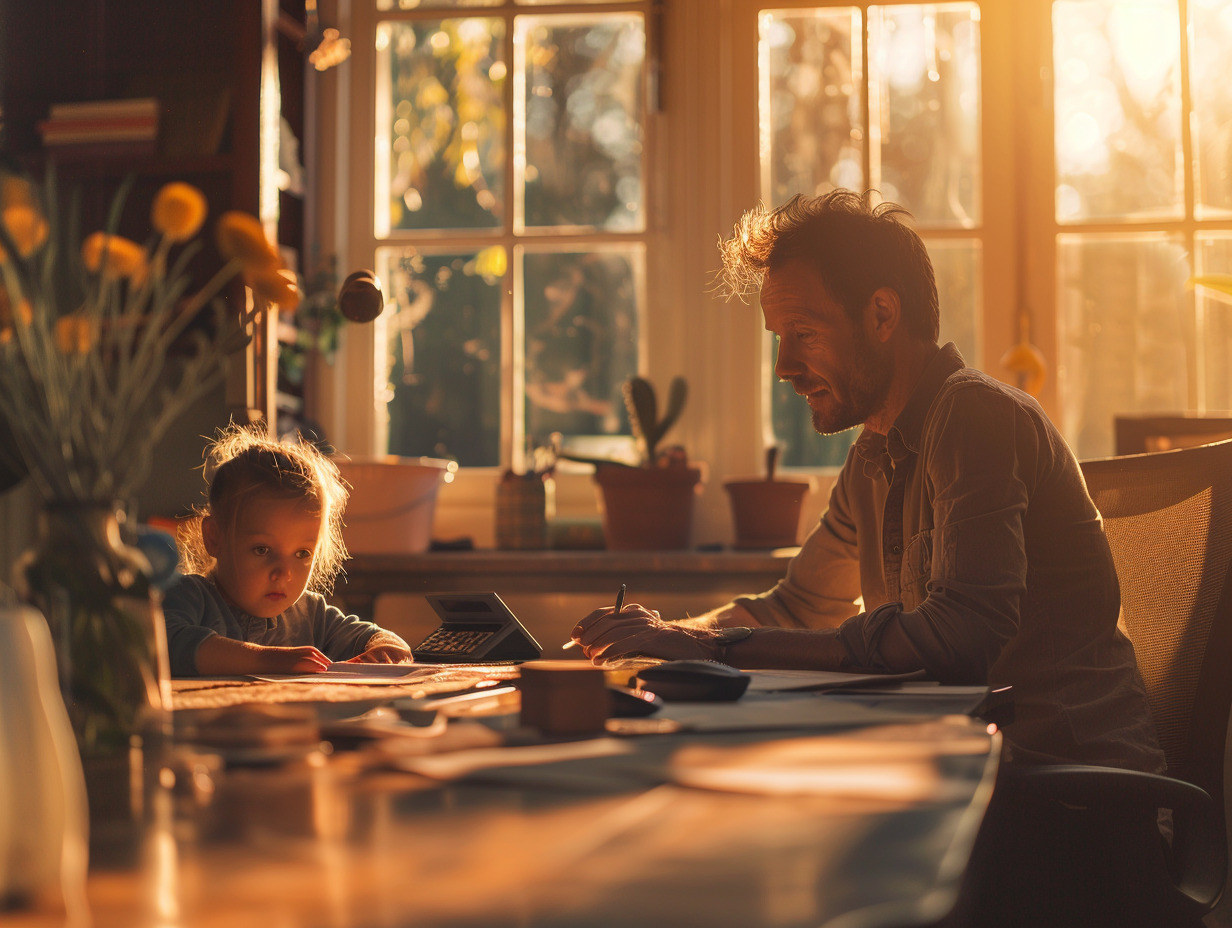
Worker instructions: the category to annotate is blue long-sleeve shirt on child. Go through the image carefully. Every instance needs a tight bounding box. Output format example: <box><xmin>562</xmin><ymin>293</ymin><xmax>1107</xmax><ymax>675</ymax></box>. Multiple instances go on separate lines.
<box><xmin>162</xmin><ymin>574</ymin><xmax>405</xmax><ymax>676</ymax></box>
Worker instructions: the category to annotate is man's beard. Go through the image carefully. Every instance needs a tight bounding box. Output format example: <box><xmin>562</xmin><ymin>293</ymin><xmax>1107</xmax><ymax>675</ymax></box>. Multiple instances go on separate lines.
<box><xmin>810</xmin><ymin>339</ymin><xmax>893</xmax><ymax>435</ymax></box>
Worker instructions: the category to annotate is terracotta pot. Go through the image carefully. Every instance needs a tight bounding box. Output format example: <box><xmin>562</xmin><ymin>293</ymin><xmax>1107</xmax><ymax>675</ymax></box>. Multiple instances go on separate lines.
<box><xmin>593</xmin><ymin>464</ymin><xmax>705</xmax><ymax>550</ymax></box>
<box><xmin>723</xmin><ymin>478</ymin><xmax>814</xmax><ymax>549</ymax></box>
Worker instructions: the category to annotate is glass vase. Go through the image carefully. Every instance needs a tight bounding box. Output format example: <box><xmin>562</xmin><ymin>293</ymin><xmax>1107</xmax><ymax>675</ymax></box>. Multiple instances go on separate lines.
<box><xmin>15</xmin><ymin>501</ymin><xmax>172</xmax><ymax>842</ymax></box>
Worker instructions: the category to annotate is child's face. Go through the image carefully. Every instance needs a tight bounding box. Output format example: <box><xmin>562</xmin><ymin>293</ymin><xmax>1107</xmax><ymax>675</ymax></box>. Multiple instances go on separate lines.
<box><xmin>203</xmin><ymin>495</ymin><xmax>323</xmax><ymax>619</ymax></box>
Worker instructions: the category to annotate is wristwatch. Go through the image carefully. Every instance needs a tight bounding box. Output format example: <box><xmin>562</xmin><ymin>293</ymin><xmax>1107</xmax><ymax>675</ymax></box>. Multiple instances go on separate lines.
<box><xmin>713</xmin><ymin>626</ymin><xmax>754</xmax><ymax>663</ymax></box>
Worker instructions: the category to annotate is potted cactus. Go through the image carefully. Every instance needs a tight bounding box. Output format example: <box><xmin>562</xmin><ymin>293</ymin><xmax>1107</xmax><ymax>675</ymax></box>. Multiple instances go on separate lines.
<box><xmin>591</xmin><ymin>375</ymin><xmax>705</xmax><ymax>550</ymax></box>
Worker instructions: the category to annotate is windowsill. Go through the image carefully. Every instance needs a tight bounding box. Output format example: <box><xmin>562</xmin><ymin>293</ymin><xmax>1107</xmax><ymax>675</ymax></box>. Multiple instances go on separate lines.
<box><xmin>335</xmin><ymin>547</ymin><xmax>796</xmax><ymax>613</ymax></box>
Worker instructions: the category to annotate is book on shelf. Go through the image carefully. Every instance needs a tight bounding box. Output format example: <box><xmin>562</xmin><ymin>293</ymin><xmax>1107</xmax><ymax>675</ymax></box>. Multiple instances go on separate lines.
<box><xmin>39</xmin><ymin>97</ymin><xmax>159</xmax><ymax>148</ymax></box>
<box><xmin>39</xmin><ymin>124</ymin><xmax>158</xmax><ymax>145</ymax></box>
<box><xmin>47</xmin><ymin>97</ymin><xmax>159</xmax><ymax>121</ymax></box>
<box><xmin>41</xmin><ymin>140</ymin><xmax>160</xmax><ymax>163</ymax></box>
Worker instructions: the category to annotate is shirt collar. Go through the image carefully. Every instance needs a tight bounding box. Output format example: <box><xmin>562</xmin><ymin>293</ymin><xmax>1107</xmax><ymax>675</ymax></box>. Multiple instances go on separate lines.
<box><xmin>854</xmin><ymin>342</ymin><xmax>965</xmax><ymax>475</ymax></box>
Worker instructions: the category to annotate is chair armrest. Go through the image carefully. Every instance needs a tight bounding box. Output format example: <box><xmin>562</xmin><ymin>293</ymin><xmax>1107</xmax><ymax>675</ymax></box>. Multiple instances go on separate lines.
<box><xmin>1002</xmin><ymin>764</ymin><xmax>1226</xmax><ymax>911</ymax></box>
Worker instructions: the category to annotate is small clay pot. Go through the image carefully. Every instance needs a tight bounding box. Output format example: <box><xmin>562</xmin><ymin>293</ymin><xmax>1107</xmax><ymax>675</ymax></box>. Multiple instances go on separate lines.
<box><xmin>723</xmin><ymin>477</ymin><xmax>814</xmax><ymax>549</ymax></box>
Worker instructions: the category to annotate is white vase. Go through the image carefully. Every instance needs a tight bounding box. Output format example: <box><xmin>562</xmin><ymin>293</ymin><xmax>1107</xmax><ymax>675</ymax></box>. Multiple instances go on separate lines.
<box><xmin>0</xmin><ymin>601</ymin><xmax>89</xmax><ymax>922</ymax></box>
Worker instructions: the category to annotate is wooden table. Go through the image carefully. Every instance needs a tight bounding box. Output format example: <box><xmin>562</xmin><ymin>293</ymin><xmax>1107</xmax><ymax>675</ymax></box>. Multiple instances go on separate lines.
<box><xmin>10</xmin><ymin>674</ymin><xmax>999</xmax><ymax>928</ymax></box>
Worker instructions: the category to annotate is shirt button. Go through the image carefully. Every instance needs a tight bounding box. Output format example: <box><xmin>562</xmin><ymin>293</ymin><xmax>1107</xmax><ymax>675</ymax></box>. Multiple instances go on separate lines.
<box><xmin>891</xmin><ymin>544</ymin><xmax>902</xmax><ymax>555</ymax></box>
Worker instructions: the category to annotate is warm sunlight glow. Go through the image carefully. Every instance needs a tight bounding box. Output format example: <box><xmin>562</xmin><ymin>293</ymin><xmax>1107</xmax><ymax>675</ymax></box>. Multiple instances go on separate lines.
<box><xmin>1053</xmin><ymin>0</ymin><xmax>1182</xmax><ymax>223</ymax></box>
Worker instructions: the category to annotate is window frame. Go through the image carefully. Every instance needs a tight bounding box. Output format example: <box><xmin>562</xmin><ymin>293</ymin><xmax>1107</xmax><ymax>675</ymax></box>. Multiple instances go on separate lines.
<box><xmin>335</xmin><ymin>0</ymin><xmax>657</xmax><ymax>471</ymax></box>
<box><xmin>311</xmin><ymin>0</ymin><xmax>1038</xmax><ymax>546</ymax></box>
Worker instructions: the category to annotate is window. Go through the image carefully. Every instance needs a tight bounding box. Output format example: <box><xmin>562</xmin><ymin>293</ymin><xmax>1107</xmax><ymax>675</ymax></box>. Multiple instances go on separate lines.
<box><xmin>757</xmin><ymin>3</ymin><xmax>984</xmax><ymax>466</ymax></box>
<box><xmin>1052</xmin><ymin>0</ymin><xmax>1232</xmax><ymax>458</ymax></box>
<box><xmin>323</xmin><ymin>0</ymin><xmax>1232</xmax><ymax>547</ymax></box>
<box><xmin>358</xmin><ymin>1</ymin><xmax>652</xmax><ymax>469</ymax></box>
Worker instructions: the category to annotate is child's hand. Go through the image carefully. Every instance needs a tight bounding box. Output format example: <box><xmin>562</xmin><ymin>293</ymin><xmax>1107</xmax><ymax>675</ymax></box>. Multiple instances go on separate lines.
<box><xmin>257</xmin><ymin>645</ymin><xmax>332</xmax><ymax>674</ymax></box>
<box><xmin>346</xmin><ymin>643</ymin><xmax>414</xmax><ymax>664</ymax></box>
<box><xmin>195</xmin><ymin>636</ymin><xmax>330</xmax><ymax>676</ymax></box>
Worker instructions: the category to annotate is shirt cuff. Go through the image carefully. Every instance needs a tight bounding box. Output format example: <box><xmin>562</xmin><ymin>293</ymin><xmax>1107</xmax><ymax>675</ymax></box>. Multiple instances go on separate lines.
<box><xmin>833</xmin><ymin>601</ymin><xmax>902</xmax><ymax>672</ymax></box>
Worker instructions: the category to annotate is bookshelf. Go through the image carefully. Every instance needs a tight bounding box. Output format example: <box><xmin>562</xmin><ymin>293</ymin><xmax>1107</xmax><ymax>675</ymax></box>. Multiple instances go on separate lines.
<box><xmin>0</xmin><ymin>0</ymin><xmax>312</xmax><ymax>518</ymax></box>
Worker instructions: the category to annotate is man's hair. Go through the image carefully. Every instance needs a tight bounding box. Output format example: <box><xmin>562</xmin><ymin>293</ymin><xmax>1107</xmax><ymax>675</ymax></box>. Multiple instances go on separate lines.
<box><xmin>179</xmin><ymin>425</ymin><xmax>349</xmax><ymax>594</ymax></box>
<box><xmin>716</xmin><ymin>189</ymin><xmax>940</xmax><ymax>342</ymax></box>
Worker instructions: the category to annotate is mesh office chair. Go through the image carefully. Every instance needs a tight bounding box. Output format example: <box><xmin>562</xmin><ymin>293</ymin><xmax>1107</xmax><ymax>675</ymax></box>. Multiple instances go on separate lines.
<box><xmin>974</xmin><ymin>439</ymin><xmax>1232</xmax><ymax>928</ymax></box>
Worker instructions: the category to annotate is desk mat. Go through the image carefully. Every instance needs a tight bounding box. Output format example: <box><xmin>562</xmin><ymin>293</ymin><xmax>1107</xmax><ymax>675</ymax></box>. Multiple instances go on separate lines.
<box><xmin>172</xmin><ymin>665</ymin><xmax>520</xmax><ymax>711</ymax></box>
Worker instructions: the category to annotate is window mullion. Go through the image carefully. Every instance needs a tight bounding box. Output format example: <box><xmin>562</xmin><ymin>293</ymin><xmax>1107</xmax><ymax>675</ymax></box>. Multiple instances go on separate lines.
<box><xmin>504</xmin><ymin>9</ymin><xmax>521</xmax><ymax>471</ymax></box>
<box><xmin>1178</xmin><ymin>0</ymin><xmax>1201</xmax><ymax>409</ymax></box>
<box><xmin>861</xmin><ymin>5</ymin><xmax>874</xmax><ymax>194</ymax></box>
<box><xmin>1178</xmin><ymin>0</ymin><xmax>1195</xmax><ymax>224</ymax></box>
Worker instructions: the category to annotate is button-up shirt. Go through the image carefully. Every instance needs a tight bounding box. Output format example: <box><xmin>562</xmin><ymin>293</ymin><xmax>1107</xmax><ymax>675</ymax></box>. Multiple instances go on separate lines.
<box><xmin>738</xmin><ymin>343</ymin><xmax>1164</xmax><ymax>771</ymax></box>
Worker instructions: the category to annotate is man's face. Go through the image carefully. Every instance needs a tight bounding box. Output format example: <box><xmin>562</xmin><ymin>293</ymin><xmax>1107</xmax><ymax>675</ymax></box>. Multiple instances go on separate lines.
<box><xmin>761</xmin><ymin>258</ymin><xmax>893</xmax><ymax>435</ymax></box>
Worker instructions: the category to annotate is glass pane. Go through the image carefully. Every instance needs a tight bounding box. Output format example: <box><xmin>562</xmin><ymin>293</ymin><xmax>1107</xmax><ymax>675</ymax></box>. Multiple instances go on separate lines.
<box><xmin>868</xmin><ymin>3</ymin><xmax>981</xmax><ymax>227</ymax></box>
<box><xmin>758</xmin><ymin>8</ymin><xmax>864</xmax><ymax>204</ymax></box>
<box><xmin>1196</xmin><ymin>233</ymin><xmax>1232</xmax><ymax>410</ymax></box>
<box><xmin>376</xmin><ymin>246</ymin><xmax>505</xmax><ymax>466</ymax></box>
<box><xmin>1057</xmin><ymin>234</ymin><xmax>1191</xmax><ymax>460</ymax></box>
<box><xmin>375</xmin><ymin>18</ymin><xmax>506</xmax><ymax>234</ymax></box>
<box><xmin>1052</xmin><ymin>0</ymin><xmax>1182</xmax><ymax>223</ymax></box>
<box><xmin>1190</xmin><ymin>1</ymin><xmax>1232</xmax><ymax>220</ymax></box>
<box><xmin>514</xmin><ymin>13</ymin><xmax>645</xmax><ymax>232</ymax></box>
<box><xmin>521</xmin><ymin>247</ymin><xmax>642</xmax><ymax>450</ymax></box>
<box><xmin>768</xmin><ymin>239</ymin><xmax>981</xmax><ymax>468</ymax></box>
<box><xmin>931</xmin><ymin>238</ymin><xmax>982</xmax><ymax>365</ymax></box>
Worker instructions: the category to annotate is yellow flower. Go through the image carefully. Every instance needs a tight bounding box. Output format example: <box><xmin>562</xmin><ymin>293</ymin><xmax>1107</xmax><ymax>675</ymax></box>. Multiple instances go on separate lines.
<box><xmin>247</xmin><ymin>266</ymin><xmax>300</xmax><ymax>311</ymax></box>
<box><xmin>54</xmin><ymin>314</ymin><xmax>95</xmax><ymax>355</ymax></box>
<box><xmin>151</xmin><ymin>182</ymin><xmax>207</xmax><ymax>243</ymax></box>
<box><xmin>81</xmin><ymin>232</ymin><xmax>148</xmax><ymax>280</ymax></box>
<box><xmin>0</xmin><ymin>297</ymin><xmax>33</xmax><ymax>345</ymax></box>
<box><xmin>1</xmin><ymin>204</ymin><xmax>49</xmax><ymax>259</ymax></box>
<box><xmin>1</xmin><ymin>175</ymin><xmax>36</xmax><ymax>209</ymax></box>
<box><xmin>215</xmin><ymin>212</ymin><xmax>280</xmax><ymax>273</ymax></box>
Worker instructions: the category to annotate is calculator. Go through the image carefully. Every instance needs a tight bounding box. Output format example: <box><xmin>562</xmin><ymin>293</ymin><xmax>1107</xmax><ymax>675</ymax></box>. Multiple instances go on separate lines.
<box><xmin>411</xmin><ymin>592</ymin><xmax>542</xmax><ymax>664</ymax></box>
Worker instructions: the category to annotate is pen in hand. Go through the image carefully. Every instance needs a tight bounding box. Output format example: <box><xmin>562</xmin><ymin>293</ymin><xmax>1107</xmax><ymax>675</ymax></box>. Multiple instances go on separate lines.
<box><xmin>563</xmin><ymin>583</ymin><xmax>626</xmax><ymax>651</ymax></box>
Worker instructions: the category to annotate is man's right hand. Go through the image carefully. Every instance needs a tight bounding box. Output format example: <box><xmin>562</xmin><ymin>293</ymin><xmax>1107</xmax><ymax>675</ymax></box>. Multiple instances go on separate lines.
<box><xmin>570</xmin><ymin>602</ymin><xmax>726</xmax><ymax>663</ymax></box>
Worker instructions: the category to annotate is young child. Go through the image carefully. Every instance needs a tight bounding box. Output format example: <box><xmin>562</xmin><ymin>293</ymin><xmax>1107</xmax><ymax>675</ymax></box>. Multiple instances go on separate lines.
<box><xmin>163</xmin><ymin>426</ymin><xmax>414</xmax><ymax>676</ymax></box>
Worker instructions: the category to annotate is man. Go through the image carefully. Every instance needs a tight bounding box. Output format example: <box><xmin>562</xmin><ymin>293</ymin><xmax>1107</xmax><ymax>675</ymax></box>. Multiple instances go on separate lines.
<box><xmin>571</xmin><ymin>190</ymin><xmax>1162</xmax><ymax>773</ymax></box>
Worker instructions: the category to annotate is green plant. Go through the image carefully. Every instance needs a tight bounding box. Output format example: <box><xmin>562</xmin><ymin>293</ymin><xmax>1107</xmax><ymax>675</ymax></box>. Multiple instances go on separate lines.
<box><xmin>623</xmin><ymin>375</ymin><xmax>688</xmax><ymax>467</ymax></box>
<box><xmin>553</xmin><ymin>374</ymin><xmax>689</xmax><ymax>470</ymax></box>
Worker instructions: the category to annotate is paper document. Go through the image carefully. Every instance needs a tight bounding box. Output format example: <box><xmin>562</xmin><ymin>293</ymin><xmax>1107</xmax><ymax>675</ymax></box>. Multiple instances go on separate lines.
<box><xmin>744</xmin><ymin>669</ymin><xmax>928</xmax><ymax>692</ymax></box>
<box><xmin>250</xmin><ymin>663</ymin><xmax>434</xmax><ymax>684</ymax></box>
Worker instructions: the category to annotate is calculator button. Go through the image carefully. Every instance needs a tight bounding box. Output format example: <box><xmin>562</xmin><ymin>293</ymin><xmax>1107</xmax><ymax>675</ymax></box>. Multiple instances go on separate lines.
<box><xmin>419</xmin><ymin>629</ymin><xmax>495</xmax><ymax>654</ymax></box>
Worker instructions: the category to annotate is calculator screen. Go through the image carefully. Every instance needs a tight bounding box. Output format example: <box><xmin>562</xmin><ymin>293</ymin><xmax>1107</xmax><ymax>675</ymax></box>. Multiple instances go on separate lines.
<box><xmin>435</xmin><ymin>598</ymin><xmax>498</xmax><ymax>613</ymax></box>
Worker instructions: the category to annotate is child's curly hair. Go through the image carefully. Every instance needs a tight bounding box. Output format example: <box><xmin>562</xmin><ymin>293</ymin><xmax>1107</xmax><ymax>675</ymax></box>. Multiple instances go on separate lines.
<box><xmin>178</xmin><ymin>425</ymin><xmax>349</xmax><ymax>594</ymax></box>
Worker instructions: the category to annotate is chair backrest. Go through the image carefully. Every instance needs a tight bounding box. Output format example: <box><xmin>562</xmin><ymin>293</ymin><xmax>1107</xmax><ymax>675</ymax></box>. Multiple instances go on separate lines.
<box><xmin>1081</xmin><ymin>439</ymin><xmax>1232</xmax><ymax>822</ymax></box>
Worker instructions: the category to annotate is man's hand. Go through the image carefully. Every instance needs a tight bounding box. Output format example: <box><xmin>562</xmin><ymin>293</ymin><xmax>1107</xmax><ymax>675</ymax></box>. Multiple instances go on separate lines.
<box><xmin>570</xmin><ymin>602</ymin><xmax>725</xmax><ymax>663</ymax></box>
<box><xmin>346</xmin><ymin>643</ymin><xmax>414</xmax><ymax>664</ymax></box>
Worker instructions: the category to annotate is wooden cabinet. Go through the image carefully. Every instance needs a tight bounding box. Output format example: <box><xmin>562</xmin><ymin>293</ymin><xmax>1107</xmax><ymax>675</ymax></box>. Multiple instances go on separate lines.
<box><xmin>1</xmin><ymin>1</ymin><xmax>261</xmax><ymax>237</ymax></box>
<box><xmin>0</xmin><ymin>0</ymin><xmax>311</xmax><ymax>517</ymax></box>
